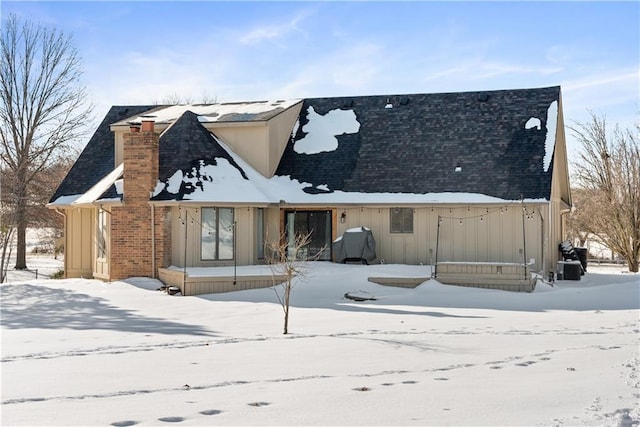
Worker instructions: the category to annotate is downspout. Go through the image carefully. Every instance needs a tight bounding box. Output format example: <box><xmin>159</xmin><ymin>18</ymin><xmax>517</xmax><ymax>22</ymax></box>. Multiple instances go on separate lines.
<box><xmin>150</xmin><ymin>202</ymin><xmax>155</xmax><ymax>279</ymax></box>
<box><xmin>521</xmin><ymin>196</ymin><xmax>527</xmax><ymax>280</ymax></box>
<box><xmin>434</xmin><ymin>215</ymin><xmax>441</xmax><ymax>279</ymax></box>
<box><xmin>560</xmin><ymin>207</ymin><xmax>572</xmax><ymax>240</ymax></box>
<box><xmin>551</xmin><ymin>197</ymin><xmax>572</xmax><ymax>275</ymax></box>
<box><xmin>233</xmin><ymin>220</ymin><xmax>237</xmax><ymax>286</ymax></box>
<box><xmin>537</xmin><ymin>208</ymin><xmax>545</xmax><ymax>276</ymax></box>
<box><xmin>54</xmin><ymin>208</ymin><xmax>67</xmax><ymax>277</ymax></box>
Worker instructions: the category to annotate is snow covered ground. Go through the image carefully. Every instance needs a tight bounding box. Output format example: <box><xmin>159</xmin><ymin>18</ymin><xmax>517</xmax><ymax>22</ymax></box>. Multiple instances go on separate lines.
<box><xmin>1</xmin><ymin>254</ymin><xmax>638</xmax><ymax>426</ymax></box>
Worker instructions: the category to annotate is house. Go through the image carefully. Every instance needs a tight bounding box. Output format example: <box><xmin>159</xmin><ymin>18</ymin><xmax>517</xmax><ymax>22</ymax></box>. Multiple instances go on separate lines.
<box><xmin>48</xmin><ymin>86</ymin><xmax>572</xmax><ymax>294</ymax></box>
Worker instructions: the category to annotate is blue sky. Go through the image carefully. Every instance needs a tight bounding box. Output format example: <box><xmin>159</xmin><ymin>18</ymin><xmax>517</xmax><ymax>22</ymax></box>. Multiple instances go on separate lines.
<box><xmin>2</xmin><ymin>1</ymin><xmax>639</xmax><ymax>159</ymax></box>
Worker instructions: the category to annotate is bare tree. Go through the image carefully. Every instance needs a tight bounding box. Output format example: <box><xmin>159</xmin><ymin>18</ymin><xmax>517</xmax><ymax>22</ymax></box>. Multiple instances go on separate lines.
<box><xmin>266</xmin><ymin>232</ymin><xmax>324</xmax><ymax>334</ymax></box>
<box><xmin>0</xmin><ymin>14</ymin><xmax>92</xmax><ymax>270</ymax></box>
<box><xmin>153</xmin><ymin>92</ymin><xmax>218</xmax><ymax>105</ymax></box>
<box><xmin>570</xmin><ymin>113</ymin><xmax>640</xmax><ymax>272</ymax></box>
<box><xmin>0</xmin><ymin>214</ymin><xmax>15</xmax><ymax>283</ymax></box>
<box><xmin>565</xmin><ymin>187</ymin><xmax>590</xmax><ymax>247</ymax></box>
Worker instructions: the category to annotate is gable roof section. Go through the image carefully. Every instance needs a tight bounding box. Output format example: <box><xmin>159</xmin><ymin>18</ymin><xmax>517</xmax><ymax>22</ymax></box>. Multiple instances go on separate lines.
<box><xmin>151</xmin><ymin>111</ymin><xmax>250</xmax><ymax>201</ymax></box>
<box><xmin>49</xmin><ymin>105</ymin><xmax>154</xmax><ymax>204</ymax></box>
<box><xmin>276</xmin><ymin>86</ymin><xmax>560</xmax><ymax>200</ymax></box>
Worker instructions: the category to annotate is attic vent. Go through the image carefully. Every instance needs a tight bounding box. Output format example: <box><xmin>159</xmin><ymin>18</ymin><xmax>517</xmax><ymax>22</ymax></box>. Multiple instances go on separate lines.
<box><xmin>454</xmin><ymin>164</ymin><xmax>462</xmax><ymax>172</ymax></box>
<box><xmin>478</xmin><ymin>94</ymin><xmax>490</xmax><ymax>102</ymax></box>
<box><xmin>399</xmin><ymin>96</ymin><xmax>410</xmax><ymax>105</ymax></box>
<box><xmin>118</xmin><ymin>108</ymin><xmax>129</xmax><ymax>116</ymax></box>
<box><xmin>342</xmin><ymin>99</ymin><xmax>354</xmax><ymax>108</ymax></box>
<box><xmin>384</xmin><ymin>98</ymin><xmax>393</xmax><ymax>109</ymax></box>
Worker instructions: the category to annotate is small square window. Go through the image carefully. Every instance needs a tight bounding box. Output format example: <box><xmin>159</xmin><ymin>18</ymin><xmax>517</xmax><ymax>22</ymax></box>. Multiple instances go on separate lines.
<box><xmin>390</xmin><ymin>208</ymin><xmax>413</xmax><ymax>233</ymax></box>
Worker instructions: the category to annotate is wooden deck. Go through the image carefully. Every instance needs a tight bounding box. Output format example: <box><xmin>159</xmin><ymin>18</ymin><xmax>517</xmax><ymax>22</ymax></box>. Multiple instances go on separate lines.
<box><xmin>435</xmin><ymin>262</ymin><xmax>536</xmax><ymax>292</ymax></box>
<box><xmin>158</xmin><ymin>266</ymin><xmax>288</xmax><ymax>296</ymax></box>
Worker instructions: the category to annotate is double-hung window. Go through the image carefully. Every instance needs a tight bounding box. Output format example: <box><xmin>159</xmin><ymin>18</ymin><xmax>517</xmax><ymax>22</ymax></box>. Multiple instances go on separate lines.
<box><xmin>201</xmin><ymin>207</ymin><xmax>234</xmax><ymax>260</ymax></box>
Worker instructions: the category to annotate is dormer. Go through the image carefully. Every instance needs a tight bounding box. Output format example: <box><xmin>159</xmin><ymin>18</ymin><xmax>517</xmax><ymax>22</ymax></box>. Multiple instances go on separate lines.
<box><xmin>110</xmin><ymin>100</ymin><xmax>302</xmax><ymax>178</ymax></box>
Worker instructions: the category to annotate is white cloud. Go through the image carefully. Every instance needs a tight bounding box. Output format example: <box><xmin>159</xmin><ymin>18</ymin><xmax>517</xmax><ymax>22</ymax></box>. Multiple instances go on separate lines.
<box><xmin>238</xmin><ymin>10</ymin><xmax>311</xmax><ymax>45</ymax></box>
<box><xmin>560</xmin><ymin>67</ymin><xmax>639</xmax><ymax>125</ymax></box>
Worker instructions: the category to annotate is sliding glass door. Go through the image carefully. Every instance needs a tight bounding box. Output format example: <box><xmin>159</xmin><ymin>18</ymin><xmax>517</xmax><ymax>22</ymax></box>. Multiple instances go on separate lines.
<box><xmin>285</xmin><ymin>210</ymin><xmax>332</xmax><ymax>261</ymax></box>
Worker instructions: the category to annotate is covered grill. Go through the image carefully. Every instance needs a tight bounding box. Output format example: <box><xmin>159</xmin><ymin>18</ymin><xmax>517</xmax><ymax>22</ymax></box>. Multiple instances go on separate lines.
<box><xmin>332</xmin><ymin>227</ymin><xmax>376</xmax><ymax>264</ymax></box>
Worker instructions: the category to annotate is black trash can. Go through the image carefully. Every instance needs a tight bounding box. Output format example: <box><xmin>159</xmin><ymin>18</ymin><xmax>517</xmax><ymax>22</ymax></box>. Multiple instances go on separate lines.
<box><xmin>575</xmin><ymin>247</ymin><xmax>588</xmax><ymax>273</ymax></box>
<box><xmin>561</xmin><ymin>261</ymin><xmax>582</xmax><ymax>280</ymax></box>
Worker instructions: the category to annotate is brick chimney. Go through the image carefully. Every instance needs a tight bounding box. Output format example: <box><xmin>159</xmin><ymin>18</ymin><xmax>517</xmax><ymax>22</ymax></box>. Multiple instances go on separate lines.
<box><xmin>110</xmin><ymin>120</ymin><xmax>160</xmax><ymax>280</ymax></box>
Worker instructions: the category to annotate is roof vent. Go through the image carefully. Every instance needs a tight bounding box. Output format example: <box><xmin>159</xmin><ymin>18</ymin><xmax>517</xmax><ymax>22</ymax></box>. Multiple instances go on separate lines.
<box><xmin>384</xmin><ymin>97</ymin><xmax>393</xmax><ymax>109</ymax></box>
<box><xmin>399</xmin><ymin>96</ymin><xmax>410</xmax><ymax>105</ymax></box>
<box><xmin>478</xmin><ymin>94</ymin><xmax>490</xmax><ymax>102</ymax></box>
<box><xmin>455</xmin><ymin>164</ymin><xmax>462</xmax><ymax>172</ymax></box>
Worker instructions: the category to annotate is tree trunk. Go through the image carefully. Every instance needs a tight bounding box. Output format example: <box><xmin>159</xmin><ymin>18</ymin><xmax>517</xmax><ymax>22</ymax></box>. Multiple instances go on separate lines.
<box><xmin>14</xmin><ymin>184</ymin><xmax>27</xmax><ymax>270</ymax></box>
<box><xmin>283</xmin><ymin>280</ymin><xmax>291</xmax><ymax>334</ymax></box>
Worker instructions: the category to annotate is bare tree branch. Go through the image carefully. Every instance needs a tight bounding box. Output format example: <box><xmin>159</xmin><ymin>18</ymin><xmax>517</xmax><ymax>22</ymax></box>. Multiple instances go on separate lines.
<box><xmin>266</xmin><ymin>231</ymin><xmax>325</xmax><ymax>334</ymax></box>
<box><xmin>569</xmin><ymin>113</ymin><xmax>640</xmax><ymax>272</ymax></box>
<box><xmin>0</xmin><ymin>13</ymin><xmax>92</xmax><ymax>269</ymax></box>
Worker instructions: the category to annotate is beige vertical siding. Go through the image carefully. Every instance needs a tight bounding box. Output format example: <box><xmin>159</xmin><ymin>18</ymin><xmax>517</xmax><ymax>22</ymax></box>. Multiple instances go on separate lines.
<box><xmin>166</xmin><ymin>203</ymin><xmax>548</xmax><ymax>274</ymax></box>
<box><xmin>212</xmin><ymin>125</ymin><xmax>270</xmax><ymax>176</ymax></box>
<box><xmin>336</xmin><ymin>205</ymin><xmax>546</xmax><ymax>272</ymax></box>
<box><xmin>199</xmin><ymin>102</ymin><xmax>301</xmax><ymax>179</ymax></box>
<box><xmin>65</xmin><ymin>207</ymin><xmax>95</xmax><ymax>278</ymax></box>
<box><xmin>266</xmin><ymin>102</ymin><xmax>303</xmax><ymax>177</ymax></box>
<box><xmin>170</xmin><ymin>205</ymin><xmax>259</xmax><ymax>267</ymax></box>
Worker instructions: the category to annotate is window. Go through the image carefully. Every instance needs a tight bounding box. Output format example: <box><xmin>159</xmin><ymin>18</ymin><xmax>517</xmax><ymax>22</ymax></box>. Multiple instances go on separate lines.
<box><xmin>201</xmin><ymin>208</ymin><xmax>234</xmax><ymax>260</ymax></box>
<box><xmin>97</xmin><ymin>208</ymin><xmax>108</xmax><ymax>259</ymax></box>
<box><xmin>390</xmin><ymin>208</ymin><xmax>413</xmax><ymax>233</ymax></box>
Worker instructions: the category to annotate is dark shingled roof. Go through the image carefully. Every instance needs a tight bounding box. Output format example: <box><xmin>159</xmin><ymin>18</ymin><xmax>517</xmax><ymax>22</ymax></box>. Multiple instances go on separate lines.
<box><xmin>276</xmin><ymin>86</ymin><xmax>560</xmax><ymax>200</ymax></box>
<box><xmin>151</xmin><ymin>110</ymin><xmax>247</xmax><ymax>201</ymax></box>
<box><xmin>52</xmin><ymin>86</ymin><xmax>561</xmax><ymax>205</ymax></box>
<box><xmin>49</xmin><ymin>105</ymin><xmax>154</xmax><ymax>203</ymax></box>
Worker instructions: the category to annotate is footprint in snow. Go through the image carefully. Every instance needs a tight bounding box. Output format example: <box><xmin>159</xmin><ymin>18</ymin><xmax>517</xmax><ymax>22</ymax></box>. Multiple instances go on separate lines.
<box><xmin>199</xmin><ymin>409</ymin><xmax>222</xmax><ymax>416</ymax></box>
<box><xmin>111</xmin><ymin>422</ymin><xmax>139</xmax><ymax>427</ymax></box>
<box><xmin>248</xmin><ymin>401</ymin><xmax>270</xmax><ymax>407</ymax></box>
<box><xmin>158</xmin><ymin>416</ymin><xmax>185</xmax><ymax>423</ymax></box>
<box><xmin>402</xmin><ymin>380</ymin><xmax>418</xmax><ymax>384</ymax></box>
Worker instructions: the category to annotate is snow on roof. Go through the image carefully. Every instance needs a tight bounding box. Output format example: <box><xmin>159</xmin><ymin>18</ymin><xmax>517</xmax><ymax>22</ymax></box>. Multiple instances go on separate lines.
<box><xmin>48</xmin><ymin>194</ymin><xmax>82</xmax><ymax>206</ymax></box>
<box><xmin>543</xmin><ymin>100</ymin><xmax>558</xmax><ymax>172</ymax></box>
<box><xmin>113</xmin><ymin>99</ymin><xmax>301</xmax><ymax>126</ymax></box>
<box><xmin>293</xmin><ymin>106</ymin><xmax>360</xmax><ymax>154</ymax></box>
<box><xmin>50</xmin><ymin>164</ymin><xmax>124</xmax><ymax>206</ymax></box>
<box><xmin>525</xmin><ymin>117</ymin><xmax>541</xmax><ymax>130</ymax></box>
<box><xmin>151</xmin><ymin>134</ymin><xmax>548</xmax><ymax>205</ymax></box>
<box><xmin>152</xmin><ymin>155</ymin><xmax>274</xmax><ymax>204</ymax></box>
